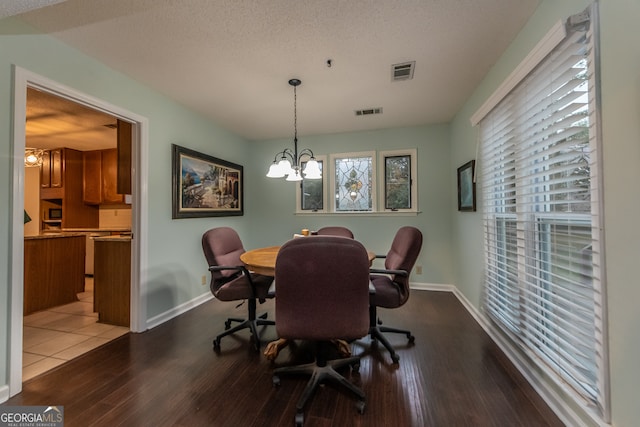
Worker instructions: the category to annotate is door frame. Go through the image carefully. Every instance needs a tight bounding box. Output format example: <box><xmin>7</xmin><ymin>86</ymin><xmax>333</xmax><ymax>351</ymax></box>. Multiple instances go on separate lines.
<box><xmin>9</xmin><ymin>66</ymin><xmax>149</xmax><ymax>396</ymax></box>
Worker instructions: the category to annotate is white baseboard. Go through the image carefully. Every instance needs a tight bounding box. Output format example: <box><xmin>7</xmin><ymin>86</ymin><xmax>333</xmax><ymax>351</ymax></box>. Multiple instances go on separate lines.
<box><xmin>145</xmin><ymin>292</ymin><xmax>214</xmax><ymax>330</ymax></box>
<box><xmin>413</xmin><ymin>283</ymin><xmax>602</xmax><ymax>427</ymax></box>
<box><xmin>0</xmin><ymin>384</ymin><xmax>9</xmax><ymax>404</ymax></box>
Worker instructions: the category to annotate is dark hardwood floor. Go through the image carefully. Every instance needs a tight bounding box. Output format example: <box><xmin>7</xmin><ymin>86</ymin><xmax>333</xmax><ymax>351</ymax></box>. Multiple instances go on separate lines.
<box><xmin>4</xmin><ymin>291</ymin><xmax>564</xmax><ymax>426</ymax></box>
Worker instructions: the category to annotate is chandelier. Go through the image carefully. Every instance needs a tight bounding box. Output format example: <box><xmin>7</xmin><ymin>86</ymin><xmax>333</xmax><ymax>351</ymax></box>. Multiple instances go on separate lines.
<box><xmin>24</xmin><ymin>148</ymin><xmax>44</xmax><ymax>167</ymax></box>
<box><xmin>266</xmin><ymin>78</ymin><xmax>321</xmax><ymax>181</ymax></box>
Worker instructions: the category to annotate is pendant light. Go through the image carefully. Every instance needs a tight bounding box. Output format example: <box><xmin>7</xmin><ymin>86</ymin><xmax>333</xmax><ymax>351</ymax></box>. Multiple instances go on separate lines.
<box><xmin>266</xmin><ymin>79</ymin><xmax>321</xmax><ymax>181</ymax></box>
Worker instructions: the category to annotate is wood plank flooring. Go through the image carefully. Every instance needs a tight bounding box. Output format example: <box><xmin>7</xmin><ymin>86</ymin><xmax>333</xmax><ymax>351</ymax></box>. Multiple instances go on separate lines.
<box><xmin>3</xmin><ymin>291</ymin><xmax>564</xmax><ymax>426</ymax></box>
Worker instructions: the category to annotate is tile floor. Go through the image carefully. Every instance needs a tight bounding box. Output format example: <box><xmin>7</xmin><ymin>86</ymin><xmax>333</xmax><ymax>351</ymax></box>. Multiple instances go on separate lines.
<box><xmin>22</xmin><ymin>277</ymin><xmax>129</xmax><ymax>381</ymax></box>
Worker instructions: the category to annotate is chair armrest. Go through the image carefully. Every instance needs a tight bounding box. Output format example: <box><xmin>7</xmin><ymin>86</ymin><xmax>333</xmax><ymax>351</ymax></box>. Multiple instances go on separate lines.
<box><xmin>370</xmin><ymin>268</ymin><xmax>408</xmax><ymax>277</ymax></box>
<box><xmin>209</xmin><ymin>265</ymin><xmax>250</xmax><ymax>275</ymax></box>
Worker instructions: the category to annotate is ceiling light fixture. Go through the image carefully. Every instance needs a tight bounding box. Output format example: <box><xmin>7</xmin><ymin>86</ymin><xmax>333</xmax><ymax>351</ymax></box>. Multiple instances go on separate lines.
<box><xmin>266</xmin><ymin>79</ymin><xmax>321</xmax><ymax>182</ymax></box>
<box><xmin>24</xmin><ymin>148</ymin><xmax>44</xmax><ymax>167</ymax></box>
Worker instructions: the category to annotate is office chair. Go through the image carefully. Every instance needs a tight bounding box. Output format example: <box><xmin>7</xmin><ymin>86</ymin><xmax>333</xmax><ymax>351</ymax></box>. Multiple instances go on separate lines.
<box><xmin>272</xmin><ymin>236</ymin><xmax>370</xmax><ymax>426</ymax></box>
<box><xmin>202</xmin><ymin>227</ymin><xmax>275</xmax><ymax>351</ymax></box>
<box><xmin>368</xmin><ymin>226</ymin><xmax>423</xmax><ymax>363</ymax></box>
<box><xmin>316</xmin><ymin>226</ymin><xmax>354</xmax><ymax>238</ymax></box>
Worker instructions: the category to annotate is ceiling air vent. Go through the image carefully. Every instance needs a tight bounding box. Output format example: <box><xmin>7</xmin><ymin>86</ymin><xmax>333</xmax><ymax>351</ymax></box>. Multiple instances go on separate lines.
<box><xmin>355</xmin><ymin>107</ymin><xmax>383</xmax><ymax>116</ymax></box>
<box><xmin>391</xmin><ymin>61</ymin><xmax>415</xmax><ymax>81</ymax></box>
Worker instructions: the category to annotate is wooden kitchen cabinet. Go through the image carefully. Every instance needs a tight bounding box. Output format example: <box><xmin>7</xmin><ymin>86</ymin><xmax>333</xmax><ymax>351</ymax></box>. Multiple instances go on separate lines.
<box><xmin>41</xmin><ymin>148</ymin><xmax>99</xmax><ymax>229</ymax></box>
<box><xmin>117</xmin><ymin>119</ymin><xmax>132</xmax><ymax>195</ymax></box>
<box><xmin>40</xmin><ymin>148</ymin><xmax>64</xmax><ymax>197</ymax></box>
<box><xmin>102</xmin><ymin>148</ymin><xmax>124</xmax><ymax>203</ymax></box>
<box><xmin>83</xmin><ymin>148</ymin><xmax>124</xmax><ymax>205</ymax></box>
<box><xmin>94</xmin><ymin>237</ymin><xmax>130</xmax><ymax>327</ymax></box>
<box><xmin>83</xmin><ymin>150</ymin><xmax>103</xmax><ymax>205</ymax></box>
<box><xmin>24</xmin><ymin>234</ymin><xmax>85</xmax><ymax>315</ymax></box>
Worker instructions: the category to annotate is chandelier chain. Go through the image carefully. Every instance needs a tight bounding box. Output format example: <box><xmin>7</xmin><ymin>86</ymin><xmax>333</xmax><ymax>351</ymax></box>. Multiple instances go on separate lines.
<box><xmin>293</xmin><ymin>84</ymin><xmax>297</xmax><ymax>141</ymax></box>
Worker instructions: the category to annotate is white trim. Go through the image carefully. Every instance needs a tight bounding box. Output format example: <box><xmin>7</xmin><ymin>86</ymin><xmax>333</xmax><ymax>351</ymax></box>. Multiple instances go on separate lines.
<box><xmin>9</xmin><ymin>66</ymin><xmax>150</xmax><ymax>397</ymax></box>
<box><xmin>295</xmin><ymin>211</ymin><xmax>420</xmax><ymax>217</ymax></box>
<box><xmin>470</xmin><ymin>20</ymin><xmax>566</xmax><ymax>126</ymax></box>
<box><xmin>0</xmin><ymin>385</ymin><xmax>9</xmax><ymax>404</ymax></box>
<box><xmin>330</xmin><ymin>150</ymin><xmax>377</xmax><ymax>212</ymax></box>
<box><xmin>407</xmin><ymin>284</ymin><xmax>604</xmax><ymax>426</ymax></box>
<box><xmin>378</xmin><ymin>148</ymin><xmax>418</xmax><ymax>213</ymax></box>
<box><xmin>410</xmin><ymin>282</ymin><xmax>455</xmax><ymax>292</ymax></box>
<box><xmin>295</xmin><ymin>155</ymin><xmax>328</xmax><ymax>213</ymax></box>
<box><xmin>449</xmin><ymin>288</ymin><xmax>608</xmax><ymax>427</ymax></box>
<box><xmin>146</xmin><ymin>293</ymin><xmax>214</xmax><ymax>330</ymax></box>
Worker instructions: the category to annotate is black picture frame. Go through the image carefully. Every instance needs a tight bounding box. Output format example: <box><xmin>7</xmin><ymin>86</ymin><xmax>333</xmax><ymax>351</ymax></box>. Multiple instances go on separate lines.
<box><xmin>457</xmin><ymin>160</ymin><xmax>476</xmax><ymax>212</ymax></box>
<box><xmin>171</xmin><ymin>144</ymin><xmax>243</xmax><ymax>218</ymax></box>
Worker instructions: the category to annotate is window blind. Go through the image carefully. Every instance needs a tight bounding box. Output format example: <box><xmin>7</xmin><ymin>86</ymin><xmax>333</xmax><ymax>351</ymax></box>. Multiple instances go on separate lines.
<box><xmin>479</xmin><ymin>5</ymin><xmax>608</xmax><ymax>420</ymax></box>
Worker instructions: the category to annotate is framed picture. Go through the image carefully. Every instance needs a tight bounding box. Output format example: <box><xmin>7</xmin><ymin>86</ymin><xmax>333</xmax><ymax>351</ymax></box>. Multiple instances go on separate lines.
<box><xmin>172</xmin><ymin>144</ymin><xmax>243</xmax><ymax>218</ymax></box>
<box><xmin>457</xmin><ymin>160</ymin><xmax>476</xmax><ymax>212</ymax></box>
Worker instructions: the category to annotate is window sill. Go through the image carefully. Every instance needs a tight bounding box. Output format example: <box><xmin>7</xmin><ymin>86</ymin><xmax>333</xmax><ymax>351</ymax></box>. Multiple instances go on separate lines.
<box><xmin>295</xmin><ymin>211</ymin><xmax>420</xmax><ymax>217</ymax></box>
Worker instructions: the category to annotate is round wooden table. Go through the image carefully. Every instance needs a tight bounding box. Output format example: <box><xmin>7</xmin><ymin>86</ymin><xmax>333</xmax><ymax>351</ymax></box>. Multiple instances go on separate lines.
<box><xmin>241</xmin><ymin>245</ymin><xmax>376</xmax><ymax>276</ymax></box>
<box><xmin>241</xmin><ymin>243</ymin><xmax>377</xmax><ymax>361</ymax></box>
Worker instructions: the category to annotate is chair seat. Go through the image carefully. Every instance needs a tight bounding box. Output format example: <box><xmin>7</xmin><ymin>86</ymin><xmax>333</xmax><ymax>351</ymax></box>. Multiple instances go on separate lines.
<box><xmin>369</xmin><ymin>274</ymin><xmax>403</xmax><ymax>308</ymax></box>
<box><xmin>215</xmin><ymin>273</ymin><xmax>273</xmax><ymax>301</ymax></box>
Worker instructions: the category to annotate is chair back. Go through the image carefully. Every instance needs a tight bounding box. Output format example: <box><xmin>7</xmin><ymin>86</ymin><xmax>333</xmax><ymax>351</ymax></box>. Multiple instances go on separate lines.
<box><xmin>316</xmin><ymin>226</ymin><xmax>354</xmax><ymax>238</ymax></box>
<box><xmin>384</xmin><ymin>226</ymin><xmax>423</xmax><ymax>303</ymax></box>
<box><xmin>202</xmin><ymin>227</ymin><xmax>245</xmax><ymax>284</ymax></box>
<box><xmin>275</xmin><ymin>236</ymin><xmax>370</xmax><ymax>341</ymax></box>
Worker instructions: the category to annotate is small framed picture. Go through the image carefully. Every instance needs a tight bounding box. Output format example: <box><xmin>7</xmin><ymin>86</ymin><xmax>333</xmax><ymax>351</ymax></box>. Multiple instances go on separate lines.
<box><xmin>457</xmin><ymin>160</ymin><xmax>476</xmax><ymax>212</ymax></box>
<box><xmin>172</xmin><ymin>144</ymin><xmax>243</xmax><ymax>218</ymax></box>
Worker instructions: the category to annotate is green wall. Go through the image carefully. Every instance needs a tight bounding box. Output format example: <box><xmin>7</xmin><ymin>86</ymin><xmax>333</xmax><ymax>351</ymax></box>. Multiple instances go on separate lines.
<box><xmin>0</xmin><ymin>16</ymin><xmax>455</xmax><ymax>397</ymax></box>
<box><xmin>0</xmin><ymin>16</ymin><xmax>253</xmax><ymax>388</ymax></box>
<box><xmin>450</xmin><ymin>0</ymin><xmax>640</xmax><ymax>425</ymax></box>
<box><xmin>247</xmin><ymin>124</ymin><xmax>454</xmax><ymax>285</ymax></box>
<box><xmin>3</xmin><ymin>0</ymin><xmax>640</xmax><ymax>424</ymax></box>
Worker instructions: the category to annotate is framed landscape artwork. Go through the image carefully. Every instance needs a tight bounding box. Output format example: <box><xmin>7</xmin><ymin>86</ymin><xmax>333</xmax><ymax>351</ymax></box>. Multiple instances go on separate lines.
<box><xmin>171</xmin><ymin>144</ymin><xmax>243</xmax><ymax>218</ymax></box>
<box><xmin>457</xmin><ymin>160</ymin><xmax>476</xmax><ymax>212</ymax></box>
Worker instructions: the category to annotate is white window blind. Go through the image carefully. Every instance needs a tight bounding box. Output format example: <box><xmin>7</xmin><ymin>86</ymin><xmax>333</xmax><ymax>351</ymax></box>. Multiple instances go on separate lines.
<box><xmin>479</xmin><ymin>5</ymin><xmax>608</xmax><ymax>421</ymax></box>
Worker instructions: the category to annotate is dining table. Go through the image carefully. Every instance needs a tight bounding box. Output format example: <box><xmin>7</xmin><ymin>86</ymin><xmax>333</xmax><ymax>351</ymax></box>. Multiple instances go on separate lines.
<box><xmin>240</xmin><ymin>241</ymin><xmax>377</xmax><ymax>361</ymax></box>
<box><xmin>240</xmin><ymin>244</ymin><xmax>377</xmax><ymax>277</ymax></box>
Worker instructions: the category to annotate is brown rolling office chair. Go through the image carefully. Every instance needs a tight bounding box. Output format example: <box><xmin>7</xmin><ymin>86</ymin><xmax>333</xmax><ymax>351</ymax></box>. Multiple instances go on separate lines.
<box><xmin>272</xmin><ymin>236</ymin><xmax>371</xmax><ymax>426</ymax></box>
<box><xmin>368</xmin><ymin>226</ymin><xmax>423</xmax><ymax>363</ymax></box>
<box><xmin>316</xmin><ymin>226</ymin><xmax>354</xmax><ymax>238</ymax></box>
<box><xmin>202</xmin><ymin>227</ymin><xmax>275</xmax><ymax>351</ymax></box>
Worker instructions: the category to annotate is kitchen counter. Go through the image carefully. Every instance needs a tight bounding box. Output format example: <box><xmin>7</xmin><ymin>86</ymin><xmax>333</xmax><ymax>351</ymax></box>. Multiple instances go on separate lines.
<box><xmin>25</xmin><ymin>232</ymin><xmax>87</xmax><ymax>240</ymax></box>
<box><xmin>93</xmin><ymin>235</ymin><xmax>132</xmax><ymax>242</ymax></box>
<box><xmin>62</xmin><ymin>228</ymin><xmax>131</xmax><ymax>233</ymax></box>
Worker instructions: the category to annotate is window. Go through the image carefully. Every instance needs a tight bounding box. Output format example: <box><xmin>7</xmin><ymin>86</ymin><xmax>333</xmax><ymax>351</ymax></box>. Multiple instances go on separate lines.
<box><xmin>296</xmin><ymin>150</ymin><xmax>417</xmax><ymax>214</ymax></box>
<box><xmin>380</xmin><ymin>149</ymin><xmax>417</xmax><ymax>211</ymax></box>
<box><xmin>331</xmin><ymin>152</ymin><xmax>375</xmax><ymax>212</ymax></box>
<box><xmin>477</xmin><ymin>5</ymin><xmax>608</xmax><ymax>421</ymax></box>
<box><xmin>298</xmin><ymin>158</ymin><xmax>325</xmax><ymax>211</ymax></box>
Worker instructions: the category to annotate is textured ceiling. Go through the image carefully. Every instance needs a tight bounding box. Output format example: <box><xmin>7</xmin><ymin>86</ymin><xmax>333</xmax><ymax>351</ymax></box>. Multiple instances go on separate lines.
<box><xmin>0</xmin><ymin>0</ymin><xmax>67</xmax><ymax>19</ymax></box>
<box><xmin>16</xmin><ymin>0</ymin><xmax>539</xmax><ymax>144</ymax></box>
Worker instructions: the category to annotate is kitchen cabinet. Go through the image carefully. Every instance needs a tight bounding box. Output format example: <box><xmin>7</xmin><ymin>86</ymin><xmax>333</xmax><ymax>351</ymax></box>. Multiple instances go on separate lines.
<box><xmin>41</xmin><ymin>148</ymin><xmax>99</xmax><ymax>229</ymax></box>
<box><xmin>117</xmin><ymin>119</ymin><xmax>132</xmax><ymax>195</ymax></box>
<box><xmin>83</xmin><ymin>148</ymin><xmax>124</xmax><ymax>205</ymax></box>
<box><xmin>24</xmin><ymin>234</ymin><xmax>85</xmax><ymax>314</ymax></box>
<box><xmin>94</xmin><ymin>236</ymin><xmax>130</xmax><ymax>327</ymax></box>
<box><xmin>40</xmin><ymin>148</ymin><xmax>64</xmax><ymax>197</ymax></box>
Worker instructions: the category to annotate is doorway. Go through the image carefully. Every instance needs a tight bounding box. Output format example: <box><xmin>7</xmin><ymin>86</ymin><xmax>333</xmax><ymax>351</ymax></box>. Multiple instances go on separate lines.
<box><xmin>10</xmin><ymin>66</ymin><xmax>148</xmax><ymax>397</ymax></box>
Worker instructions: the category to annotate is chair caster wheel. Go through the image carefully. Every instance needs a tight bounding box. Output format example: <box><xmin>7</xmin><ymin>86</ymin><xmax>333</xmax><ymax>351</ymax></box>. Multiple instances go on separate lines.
<box><xmin>408</xmin><ymin>335</ymin><xmax>415</xmax><ymax>344</ymax></box>
<box><xmin>224</xmin><ymin>320</ymin><xmax>231</xmax><ymax>330</ymax></box>
<box><xmin>213</xmin><ymin>338</ymin><xmax>221</xmax><ymax>350</ymax></box>
<box><xmin>356</xmin><ymin>400</ymin><xmax>366</xmax><ymax>414</ymax></box>
<box><xmin>391</xmin><ymin>354</ymin><xmax>400</xmax><ymax>364</ymax></box>
<box><xmin>352</xmin><ymin>362</ymin><xmax>360</xmax><ymax>372</ymax></box>
<box><xmin>272</xmin><ymin>376</ymin><xmax>281</xmax><ymax>387</ymax></box>
<box><xmin>295</xmin><ymin>412</ymin><xmax>304</xmax><ymax>426</ymax></box>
